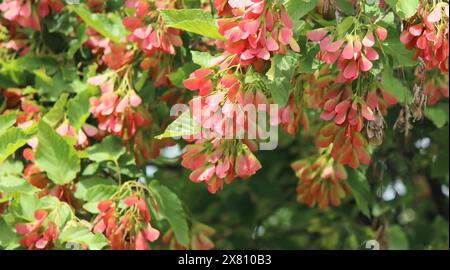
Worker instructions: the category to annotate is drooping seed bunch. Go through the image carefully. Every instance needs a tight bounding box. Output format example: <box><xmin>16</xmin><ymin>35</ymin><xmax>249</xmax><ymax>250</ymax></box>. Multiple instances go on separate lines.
<box><xmin>15</xmin><ymin>210</ymin><xmax>59</xmax><ymax>250</ymax></box>
<box><xmin>178</xmin><ymin>0</ymin><xmax>302</xmax><ymax>193</ymax></box>
<box><xmin>93</xmin><ymin>184</ymin><xmax>160</xmax><ymax>250</ymax></box>
<box><xmin>0</xmin><ymin>0</ymin><xmax>64</xmax><ymax>31</ymax></box>
<box><xmin>298</xmin><ymin>65</ymin><xmax>398</xmax><ymax>170</ymax></box>
<box><xmin>400</xmin><ymin>1</ymin><xmax>449</xmax><ymax>72</ymax></box>
<box><xmin>88</xmin><ymin>72</ymin><xmax>150</xmax><ymax>140</ymax></box>
<box><xmin>182</xmin><ymin>139</ymin><xmax>261</xmax><ymax>193</ymax></box>
<box><xmin>215</xmin><ymin>0</ymin><xmax>299</xmax><ymax>71</ymax></box>
<box><xmin>292</xmin><ymin>153</ymin><xmax>350</xmax><ymax>209</ymax></box>
<box><xmin>83</xmin><ymin>0</ymin><xmax>182</xmax><ymax>86</ymax></box>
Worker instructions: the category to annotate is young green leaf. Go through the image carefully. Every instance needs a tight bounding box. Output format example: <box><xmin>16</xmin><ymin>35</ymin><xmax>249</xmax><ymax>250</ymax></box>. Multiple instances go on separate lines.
<box><xmin>284</xmin><ymin>0</ymin><xmax>317</xmax><ymax>21</ymax></box>
<box><xmin>35</xmin><ymin>121</ymin><xmax>81</xmax><ymax>185</ymax></box>
<box><xmin>0</xmin><ymin>218</ymin><xmax>20</xmax><ymax>249</ymax></box>
<box><xmin>74</xmin><ymin>176</ymin><xmax>116</xmax><ymax>201</ymax></box>
<box><xmin>431</xmin><ymin>151</ymin><xmax>449</xmax><ymax>179</ymax></box>
<box><xmin>0</xmin><ymin>159</ymin><xmax>23</xmax><ymax>176</ymax></box>
<box><xmin>336</xmin><ymin>0</ymin><xmax>355</xmax><ymax>15</ymax></box>
<box><xmin>160</xmin><ymin>9</ymin><xmax>225</xmax><ymax>40</ymax></box>
<box><xmin>0</xmin><ymin>175</ymin><xmax>37</xmax><ymax>197</ymax></box>
<box><xmin>337</xmin><ymin>16</ymin><xmax>355</xmax><ymax>39</ymax></box>
<box><xmin>385</xmin><ymin>0</ymin><xmax>419</xmax><ymax>19</ymax></box>
<box><xmin>85</xmin><ymin>136</ymin><xmax>126</xmax><ymax>162</ymax></box>
<box><xmin>155</xmin><ymin>110</ymin><xmax>201</xmax><ymax>139</ymax></box>
<box><xmin>381</xmin><ymin>67</ymin><xmax>412</xmax><ymax>104</ymax></box>
<box><xmin>267</xmin><ymin>53</ymin><xmax>298</xmax><ymax>107</ymax></box>
<box><xmin>10</xmin><ymin>193</ymin><xmax>40</xmax><ymax>221</ymax></box>
<box><xmin>168</xmin><ymin>63</ymin><xmax>199</xmax><ymax>88</ymax></box>
<box><xmin>383</xmin><ymin>33</ymin><xmax>418</xmax><ymax>67</ymax></box>
<box><xmin>148</xmin><ymin>181</ymin><xmax>189</xmax><ymax>246</ymax></box>
<box><xmin>83</xmin><ymin>185</ymin><xmax>118</xmax><ymax>214</ymax></box>
<box><xmin>347</xmin><ymin>170</ymin><xmax>371</xmax><ymax>218</ymax></box>
<box><xmin>68</xmin><ymin>4</ymin><xmax>128</xmax><ymax>43</ymax></box>
<box><xmin>0</xmin><ymin>112</ymin><xmax>17</xmax><ymax>136</ymax></box>
<box><xmin>388</xmin><ymin>225</ymin><xmax>410</xmax><ymax>250</ymax></box>
<box><xmin>191</xmin><ymin>51</ymin><xmax>219</xmax><ymax>68</ymax></box>
<box><xmin>43</xmin><ymin>93</ymin><xmax>68</xmax><ymax>127</ymax></box>
<box><xmin>59</xmin><ymin>222</ymin><xmax>109</xmax><ymax>250</ymax></box>
<box><xmin>425</xmin><ymin>103</ymin><xmax>449</xmax><ymax>128</ymax></box>
<box><xmin>0</xmin><ymin>127</ymin><xmax>30</xmax><ymax>164</ymax></box>
<box><xmin>67</xmin><ymin>89</ymin><xmax>95</xmax><ymax>131</ymax></box>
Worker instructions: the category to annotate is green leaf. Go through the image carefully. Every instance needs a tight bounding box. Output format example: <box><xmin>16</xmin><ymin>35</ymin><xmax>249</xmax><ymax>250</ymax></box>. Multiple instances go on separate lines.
<box><xmin>34</xmin><ymin>70</ymin><xmax>73</xmax><ymax>99</ymax></box>
<box><xmin>191</xmin><ymin>51</ymin><xmax>219</xmax><ymax>68</ymax></box>
<box><xmin>425</xmin><ymin>103</ymin><xmax>449</xmax><ymax>128</ymax></box>
<box><xmin>82</xmin><ymin>202</ymin><xmax>101</xmax><ymax>214</ymax></box>
<box><xmin>298</xmin><ymin>47</ymin><xmax>320</xmax><ymax>73</ymax></box>
<box><xmin>388</xmin><ymin>225</ymin><xmax>409</xmax><ymax>250</ymax></box>
<box><xmin>149</xmin><ymin>181</ymin><xmax>189</xmax><ymax>245</ymax></box>
<box><xmin>272</xmin><ymin>53</ymin><xmax>298</xmax><ymax>78</ymax></box>
<box><xmin>74</xmin><ymin>176</ymin><xmax>116</xmax><ymax>201</ymax></box>
<box><xmin>0</xmin><ymin>127</ymin><xmax>30</xmax><ymax>164</ymax></box>
<box><xmin>0</xmin><ymin>112</ymin><xmax>17</xmax><ymax>136</ymax></box>
<box><xmin>67</xmin><ymin>88</ymin><xmax>95</xmax><ymax>131</ymax></box>
<box><xmin>14</xmin><ymin>53</ymin><xmax>58</xmax><ymax>72</ymax></box>
<box><xmin>0</xmin><ymin>217</ymin><xmax>19</xmax><ymax>249</ymax></box>
<box><xmin>10</xmin><ymin>193</ymin><xmax>39</xmax><ymax>221</ymax></box>
<box><xmin>43</xmin><ymin>93</ymin><xmax>68</xmax><ymax>127</ymax></box>
<box><xmin>267</xmin><ymin>53</ymin><xmax>298</xmax><ymax>107</ymax></box>
<box><xmin>0</xmin><ymin>175</ymin><xmax>37</xmax><ymax>197</ymax></box>
<box><xmin>431</xmin><ymin>151</ymin><xmax>449</xmax><ymax>179</ymax></box>
<box><xmin>85</xmin><ymin>185</ymin><xmax>117</xmax><ymax>203</ymax></box>
<box><xmin>347</xmin><ymin>170</ymin><xmax>371</xmax><ymax>217</ymax></box>
<box><xmin>85</xmin><ymin>136</ymin><xmax>126</xmax><ymax>162</ymax></box>
<box><xmin>68</xmin><ymin>4</ymin><xmax>128</xmax><ymax>43</ymax></box>
<box><xmin>42</xmin><ymin>198</ymin><xmax>73</xmax><ymax>228</ymax></box>
<box><xmin>160</xmin><ymin>9</ymin><xmax>225</xmax><ymax>40</ymax></box>
<box><xmin>59</xmin><ymin>222</ymin><xmax>108</xmax><ymax>250</ymax></box>
<box><xmin>383</xmin><ymin>32</ymin><xmax>418</xmax><ymax>67</ymax></box>
<box><xmin>67</xmin><ymin>24</ymin><xmax>88</xmax><ymax>59</ymax></box>
<box><xmin>397</xmin><ymin>0</ymin><xmax>419</xmax><ymax>18</ymax></box>
<box><xmin>336</xmin><ymin>0</ymin><xmax>355</xmax><ymax>15</ymax></box>
<box><xmin>268</xmin><ymin>79</ymin><xmax>290</xmax><ymax>107</ymax></box>
<box><xmin>244</xmin><ymin>68</ymin><xmax>265</xmax><ymax>84</ymax></box>
<box><xmin>155</xmin><ymin>110</ymin><xmax>201</xmax><ymax>139</ymax></box>
<box><xmin>35</xmin><ymin>121</ymin><xmax>80</xmax><ymax>185</ymax></box>
<box><xmin>0</xmin><ymin>159</ymin><xmax>23</xmax><ymax>175</ymax></box>
<box><xmin>83</xmin><ymin>185</ymin><xmax>118</xmax><ymax>213</ymax></box>
<box><xmin>284</xmin><ymin>0</ymin><xmax>317</xmax><ymax>21</ymax></box>
<box><xmin>0</xmin><ymin>53</ymin><xmax>59</xmax><ymax>88</ymax></box>
<box><xmin>385</xmin><ymin>0</ymin><xmax>419</xmax><ymax>19</ymax></box>
<box><xmin>381</xmin><ymin>67</ymin><xmax>412</xmax><ymax>104</ymax></box>
<box><xmin>337</xmin><ymin>16</ymin><xmax>355</xmax><ymax>38</ymax></box>
<box><xmin>47</xmin><ymin>11</ymin><xmax>74</xmax><ymax>35</ymax></box>
<box><xmin>168</xmin><ymin>63</ymin><xmax>199</xmax><ymax>88</ymax></box>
